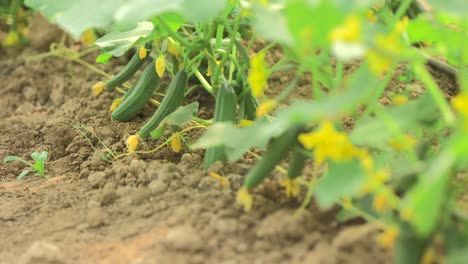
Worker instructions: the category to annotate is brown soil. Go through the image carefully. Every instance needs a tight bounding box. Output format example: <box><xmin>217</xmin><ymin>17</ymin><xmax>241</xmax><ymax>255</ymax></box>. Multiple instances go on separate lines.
<box><xmin>0</xmin><ymin>33</ymin><xmax>458</xmax><ymax>264</ymax></box>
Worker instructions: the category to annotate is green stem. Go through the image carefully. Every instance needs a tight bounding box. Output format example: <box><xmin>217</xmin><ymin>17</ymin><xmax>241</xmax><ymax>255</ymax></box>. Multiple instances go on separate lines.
<box><xmin>192</xmin><ymin>66</ymin><xmax>214</xmax><ymax>94</ymax></box>
<box><xmin>212</xmin><ymin>15</ymin><xmax>241</xmax><ymax>87</ymax></box>
<box><xmin>394</xmin><ymin>0</ymin><xmax>413</xmax><ymax>20</ymax></box>
<box><xmin>361</xmin><ymin>65</ymin><xmax>397</xmax><ymax>118</ymax></box>
<box><xmin>157</xmin><ymin>17</ymin><xmax>191</xmax><ymax>48</ymax></box>
<box><xmin>412</xmin><ymin>62</ymin><xmax>455</xmax><ymax>124</ymax></box>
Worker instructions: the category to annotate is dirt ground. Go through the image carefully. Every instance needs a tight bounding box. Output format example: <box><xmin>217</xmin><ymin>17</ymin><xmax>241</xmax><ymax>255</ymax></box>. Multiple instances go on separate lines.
<box><xmin>0</xmin><ymin>28</ymin><xmax>458</xmax><ymax>264</ymax></box>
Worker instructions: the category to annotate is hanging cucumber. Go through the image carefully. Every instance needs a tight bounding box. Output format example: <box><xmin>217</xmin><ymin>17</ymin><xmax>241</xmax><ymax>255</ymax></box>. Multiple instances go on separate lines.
<box><xmin>204</xmin><ymin>82</ymin><xmax>238</xmax><ymax>169</ymax></box>
<box><xmin>244</xmin><ymin>125</ymin><xmax>303</xmax><ymax>190</ymax></box>
<box><xmin>139</xmin><ymin>70</ymin><xmax>188</xmax><ymax>139</ymax></box>
<box><xmin>104</xmin><ymin>42</ymin><xmax>152</xmax><ymax>90</ymax></box>
<box><xmin>111</xmin><ymin>60</ymin><xmax>160</xmax><ymax>122</ymax></box>
<box><xmin>287</xmin><ymin>146</ymin><xmax>308</xmax><ymax>179</ymax></box>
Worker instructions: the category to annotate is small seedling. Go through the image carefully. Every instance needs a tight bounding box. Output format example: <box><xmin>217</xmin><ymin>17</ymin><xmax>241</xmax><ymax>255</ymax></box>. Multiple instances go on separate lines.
<box><xmin>3</xmin><ymin>151</ymin><xmax>49</xmax><ymax>180</ymax></box>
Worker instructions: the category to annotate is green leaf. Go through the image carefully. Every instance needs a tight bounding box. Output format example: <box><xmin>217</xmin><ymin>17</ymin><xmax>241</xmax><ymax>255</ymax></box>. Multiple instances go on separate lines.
<box><xmin>26</xmin><ymin>0</ymin><xmax>227</xmax><ymax>39</ymax></box>
<box><xmin>96</xmin><ymin>53</ymin><xmax>113</xmax><ymax>64</ymax></box>
<box><xmin>94</xmin><ymin>21</ymin><xmax>154</xmax><ymax>59</ymax></box>
<box><xmin>33</xmin><ymin>160</ymin><xmax>45</xmax><ymax>176</ymax></box>
<box><xmin>163</xmin><ymin>102</ymin><xmax>199</xmax><ymax>127</ymax></box>
<box><xmin>350</xmin><ymin>95</ymin><xmax>438</xmax><ymax>149</ymax></box>
<box><xmin>3</xmin><ymin>156</ymin><xmax>33</xmax><ymax>167</ymax></box>
<box><xmin>427</xmin><ymin>0</ymin><xmax>468</xmax><ymax>18</ymax></box>
<box><xmin>404</xmin><ymin>151</ymin><xmax>453</xmax><ymax>238</ymax></box>
<box><xmin>315</xmin><ymin>160</ymin><xmax>366</xmax><ymax>209</ymax></box>
<box><xmin>251</xmin><ymin>3</ymin><xmax>293</xmax><ymax>45</ymax></box>
<box><xmin>194</xmin><ymin>65</ymin><xmax>378</xmax><ymax>162</ymax></box>
<box><xmin>17</xmin><ymin>170</ymin><xmax>31</xmax><ymax>180</ymax></box>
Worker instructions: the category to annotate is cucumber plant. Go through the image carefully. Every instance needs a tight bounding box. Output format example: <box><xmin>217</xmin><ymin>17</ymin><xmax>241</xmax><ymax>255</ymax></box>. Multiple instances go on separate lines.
<box><xmin>3</xmin><ymin>151</ymin><xmax>48</xmax><ymax>180</ymax></box>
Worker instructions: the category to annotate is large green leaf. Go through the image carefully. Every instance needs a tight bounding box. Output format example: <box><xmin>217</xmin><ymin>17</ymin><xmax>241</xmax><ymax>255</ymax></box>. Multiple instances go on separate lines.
<box><xmin>404</xmin><ymin>149</ymin><xmax>453</xmax><ymax>238</ymax></box>
<box><xmin>163</xmin><ymin>102</ymin><xmax>199</xmax><ymax>127</ymax></box>
<box><xmin>25</xmin><ymin>0</ymin><xmax>228</xmax><ymax>39</ymax></box>
<box><xmin>427</xmin><ymin>0</ymin><xmax>468</xmax><ymax>18</ymax></box>
<box><xmin>94</xmin><ymin>21</ymin><xmax>154</xmax><ymax>61</ymax></box>
<box><xmin>315</xmin><ymin>160</ymin><xmax>366</xmax><ymax>209</ymax></box>
<box><xmin>193</xmin><ymin>64</ymin><xmax>378</xmax><ymax>161</ymax></box>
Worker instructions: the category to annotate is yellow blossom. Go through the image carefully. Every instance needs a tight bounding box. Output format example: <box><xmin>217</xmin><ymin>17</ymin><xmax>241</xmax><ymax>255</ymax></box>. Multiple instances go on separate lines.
<box><xmin>342</xmin><ymin>197</ymin><xmax>353</xmax><ymax>209</ymax></box>
<box><xmin>109</xmin><ymin>97</ymin><xmax>123</xmax><ymax>112</ymax></box>
<box><xmin>167</xmin><ymin>41</ymin><xmax>180</xmax><ymax>57</ymax></box>
<box><xmin>256</xmin><ymin>99</ymin><xmax>277</xmax><ymax>118</ymax></box>
<box><xmin>377</xmin><ymin>226</ymin><xmax>399</xmax><ymax>249</ymax></box>
<box><xmin>366</xmin><ymin>10</ymin><xmax>378</xmax><ymax>23</ymax></box>
<box><xmin>2</xmin><ymin>30</ymin><xmax>20</xmax><ymax>47</ymax></box>
<box><xmin>373</xmin><ymin>191</ymin><xmax>390</xmax><ymax>213</ymax></box>
<box><xmin>400</xmin><ymin>207</ymin><xmax>412</xmax><ymax>221</ymax></box>
<box><xmin>388</xmin><ymin>135</ymin><xmax>416</xmax><ymax>151</ymax></box>
<box><xmin>395</xmin><ymin>16</ymin><xmax>409</xmax><ymax>34</ymax></box>
<box><xmin>81</xmin><ymin>28</ymin><xmax>96</xmax><ymax>45</ymax></box>
<box><xmin>126</xmin><ymin>135</ymin><xmax>139</xmax><ymax>154</ymax></box>
<box><xmin>452</xmin><ymin>93</ymin><xmax>468</xmax><ymax>117</ymax></box>
<box><xmin>298</xmin><ymin>121</ymin><xmax>359</xmax><ymax>164</ymax></box>
<box><xmin>248</xmin><ymin>51</ymin><xmax>268</xmax><ymax>98</ymax></box>
<box><xmin>139</xmin><ymin>45</ymin><xmax>148</xmax><ymax>59</ymax></box>
<box><xmin>155</xmin><ymin>55</ymin><xmax>166</xmax><ymax>77</ymax></box>
<box><xmin>237</xmin><ymin>187</ymin><xmax>253</xmax><ymax>212</ymax></box>
<box><xmin>171</xmin><ymin>132</ymin><xmax>182</xmax><ymax>153</ymax></box>
<box><xmin>392</xmin><ymin>95</ymin><xmax>408</xmax><ymax>105</ymax></box>
<box><xmin>209</xmin><ymin>172</ymin><xmax>230</xmax><ymax>187</ymax></box>
<box><xmin>92</xmin><ymin>81</ymin><xmax>104</xmax><ymax>96</ymax></box>
<box><xmin>278</xmin><ymin>178</ymin><xmax>300</xmax><ymax>198</ymax></box>
<box><xmin>330</xmin><ymin>15</ymin><xmax>361</xmax><ymax>42</ymax></box>
<box><xmin>237</xmin><ymin>119</ymin><xmax>254</xmax><ymax>127</ymax></box>
<box><xmin>421</xmin><ymin>247</ymin><xmax>436</xmax><ymax>264</ymax></box>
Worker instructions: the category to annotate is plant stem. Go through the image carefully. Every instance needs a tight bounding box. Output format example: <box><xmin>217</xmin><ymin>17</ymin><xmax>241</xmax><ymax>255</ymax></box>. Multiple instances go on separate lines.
<box><xmin>157</xmin><ymin>17</ymin><xmax>191</xmax><ymax>49</ymax></box>
<box><xmin>412</xmin><ymin>62</ymin><xmax>455</xmax><ymax>124</ymax></box>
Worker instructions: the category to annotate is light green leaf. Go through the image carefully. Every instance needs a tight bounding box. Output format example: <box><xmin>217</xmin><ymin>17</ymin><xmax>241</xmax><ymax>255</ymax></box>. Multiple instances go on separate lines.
<box><xmin>17</xmin><ymin>170</ymin><xmax>31</xmax><ymax>180</ymax></box>
<box><xmin>315</xmin><ymin>160</ymin><xmax>366</xmax><ymax>209</ymax></box>
<box><xmin>163</xmin><ymin>102</ymin><xmax>199</xmax><ymax>127</ymax></box>
<box><xmin>94</xmin><ymin>21</ymin><xmax>154</xmax><ymax>59</ymax></box>
<box><xmin>3</xmin><ymin>156</ymin><xmax>33</xmax><ymax>167</ymax></box>
<box><xmin>427</xmin><ymin>0</ymin><xmax>468</xmax><ymax>18</ymax></box>
<box><xmin>251</xmin><ymin>3</ymin><xmax>293</xmax><ymax>45</ymax></box>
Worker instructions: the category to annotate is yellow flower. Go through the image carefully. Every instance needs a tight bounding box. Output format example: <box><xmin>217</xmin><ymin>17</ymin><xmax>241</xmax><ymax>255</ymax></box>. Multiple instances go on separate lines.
<box><xmin>155</xmin><ymin>55</ymin><xmax>166</xmax><ymax>77</ymax></box>
<box><xmin>171</xmin><ymin>132</ymin><xmax>182</xmax><ymax>153</ymax></box>
<box><xmin>139</xmin><ymin>45</ymin><xmax>148</xmax><ymax>59</ymax></box>
<box><xmin>366</xmin><ymin>17</ymin><xmax>408</xmax><ymax>75</ymax></box>
<box><xmin>92</xmin><ymin>81</ymin><xmax>104</xmax><ymax>96</ymax></box>
<box><xmin>377</xmin><ymin>226</ymin><xmax>399</xmax><ymax>249</ymax></box>
<box><xmin>237</xmin><ymin>187</ymin><xmax>253</xmax><ymax>212</ymax></box>
<box><xmin>373</xmin><ymin>191</ymin><xmax>390</xmax><ymax>213</ymax></box>
<box><xmin>342</xmin><ymin>197</ymin><xmax>353</xmax><ymax>209</ymax></box>
<box><xmin>388</xmin><ymin>135</ymin><xmax>416</xmax><ymax>151</ymax></box>
<box><xmin>330</xmin><ymin>15</ymin><xmax>361</xmax><ymax>42</ymax></box>
<box><xmin>237</xmin><ymin>119</ymin><xmax>254</xmax><ymax>127</ymax></box>
<box><xmin>248</xmin><ymin>51</ymin><xmax>268</xmax><ymax>98</ymax></box>
<box><xmin>109</xmin><ymin>97</ymin><xmax>123</xmax><ymax>112</ymax></box>
<box><xmin>167</xmin><ymin>41</ymin><xmax>180</xmax><ymax>57</ymax></box>
<box><xmin>209</xmin><ymin>172</ymin><xmax>230</xmax><ymax>187</ymax></box>
<box><xmin>392</xmin><ymin>95</ymin><xmax>408</xmax><ymax>105</ymax></box>
<box><xmin>366</xmin><ymin>10</ymin><xmax>378</xmax><ymax>23</ymax></box>
<box><xmin>452</xmin><ymin>93</ymin><xmax>468</xmax><ymax>117</ymax></box>
<box><xmin>256</xmin><ymin>99</ymin><xmax>277</xmax><ymax>118</ymax></box>
<box><xmin>126</xmin><ymin>135</ymin><xmax>139</xmax><ymax>154</ymax></box>
<box><xmin>421</xmin><ymin>247</ymin><xmax>436</xmax><ymax>264</ymax></box>
<box><xmin>400</xmin><ymin>207</ymin><xmax>412</xmax><ymax>221</ymax></box>
<box><xmin>2</xmin><ymin>30</ymin><xmax>20</xmax><ymax>47</ymax></box>
<box><xmin>80</xmin><ymin>28</ymin><xmax>96</xmax><ymax>46</ymax></box>
<box><xmin>278</xmin><ymin>178</ymin><xmax>300</xmax><ymax>198</ymax></box>
<box><xmin>298</xmin><ymin>121</ymin><xmax>359</xmax><ymax>164</ymax></box>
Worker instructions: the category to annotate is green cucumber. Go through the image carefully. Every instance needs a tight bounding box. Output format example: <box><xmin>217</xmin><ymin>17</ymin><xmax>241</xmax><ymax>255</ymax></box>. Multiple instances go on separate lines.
<box><xmin>204</xmin><ymin>82</ymin><xmax>238</xmax><ymax>169</ymax></box>
<box><xmin>241</xmin><ymin>90</ymin><xmax>258</xmax><ymax>121</ymax></box>
<box><xmin>139</xmin><ymin>70</ymin><xmax>188</xmax><ymax>138</ymax></box>
<box><xmin>244</xmin><ymin>125</ymin><xmax>303</xmax><ymax>190</ymax></box>
<box><xmin>104</xmin><ymin>42</ymin><xmax>152</xmax><ymax>90</ymax></box>
<box><xmin>111</xmin><ymin>60</ymin><xmax>160</xmax><ymax>122</ymax></box>
<box><xmin>287</xmin><ymin>146</ymin><xmax>308</xmax><ymax>179</ymax></box>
